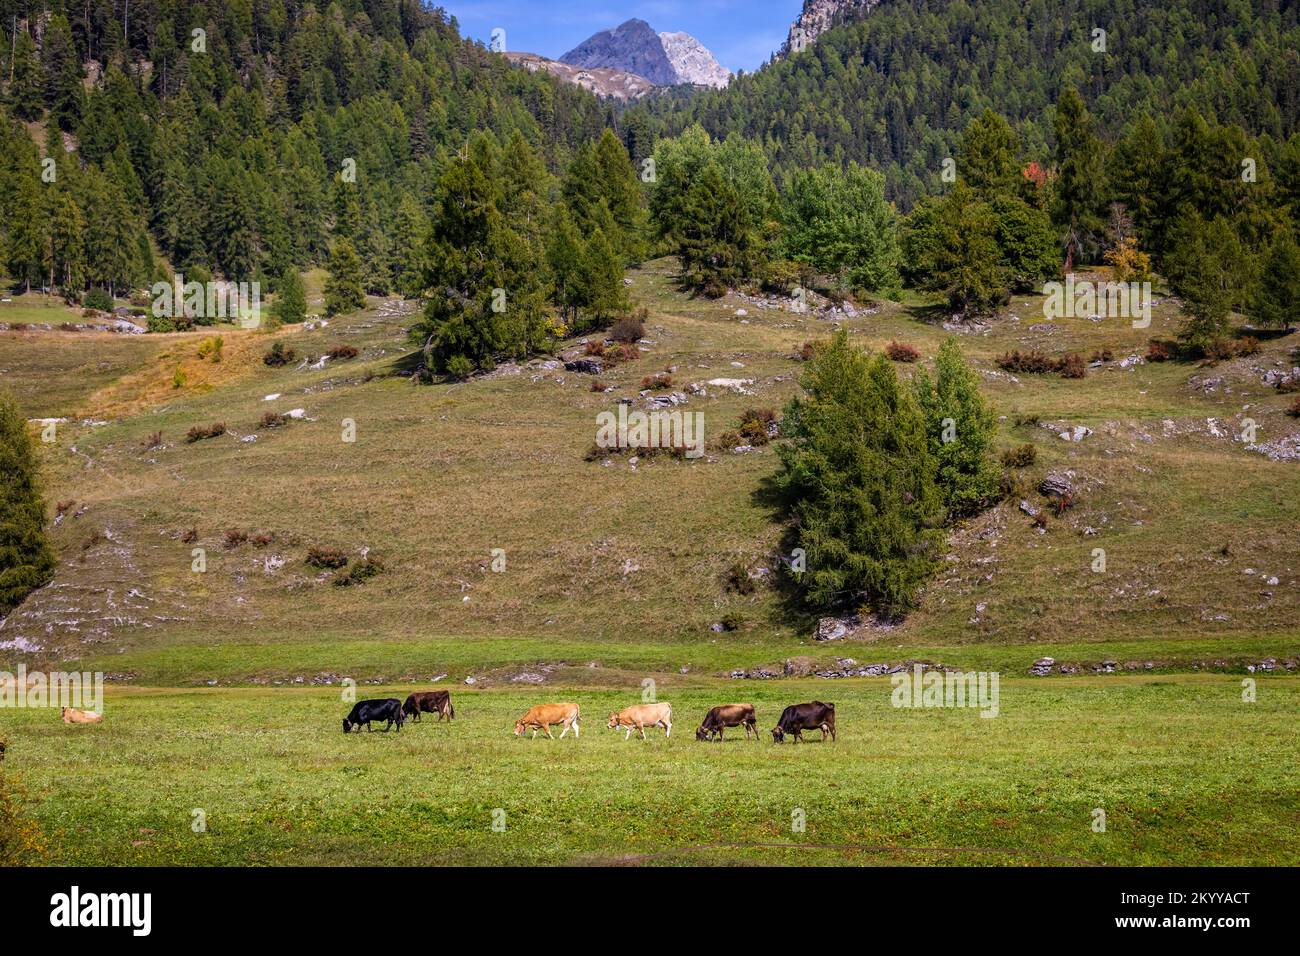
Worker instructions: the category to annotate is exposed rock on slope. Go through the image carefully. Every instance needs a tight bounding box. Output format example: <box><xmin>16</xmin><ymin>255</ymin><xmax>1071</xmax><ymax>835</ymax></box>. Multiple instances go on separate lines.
<box><xmin>503</xmin><ymin>52</ymin><xmax>656</xmax><ymax>101</ymax></box>
<box><xmin>658</xmin><ymin>31</ymin><xmax>732</xmax><ymax>88</ymax></box>
<box><xmin>560</xmin><ymin>18</ymin><xmax>679</xmax><ymax>86</ymax></box>
<box><xmin>780</xmin><ymin>0</ymin><xmax>882</xmax><ymax>56</ymax></box>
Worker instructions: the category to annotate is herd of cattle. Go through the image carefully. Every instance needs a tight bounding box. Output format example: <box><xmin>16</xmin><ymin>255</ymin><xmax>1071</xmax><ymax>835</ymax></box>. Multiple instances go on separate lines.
<box><xmin>342</xmin><ymin>693</ymin><xmax>837</xmax><ymax>743</ymax></box>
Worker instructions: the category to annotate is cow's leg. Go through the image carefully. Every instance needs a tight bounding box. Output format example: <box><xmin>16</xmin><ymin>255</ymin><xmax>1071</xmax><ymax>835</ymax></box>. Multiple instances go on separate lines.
<box><xmin>717</xmin><ymin>727</ymin><xmax>724</xmax><ymax>742</ymax></box>
<box><xmin>545</xmin><ymin>724</ymin><xmax>555</xmax><ymax>739</ymax></box>
<box><xmin>639</xmin><ymin>724</ymin><xmax>647</xmax><ymax>741</ymax></box>
<box><xmin>559</xmin><ymin>719</ymin><xmax>570</xmax><ymax>739</ymax></box>
<box><xmin>664</xmin><ymin>720</ymin><xmax>671</xmax><ymax>738</ymax></box>
<box><xmin>572</xmin><ymin>720</ymin><xmax>579</xmax><ymax>739</ymax></box>
<box><xmin>624</xmin><ymin>726</ymin><xmax>632</xmax><ymax>741</ymax></box>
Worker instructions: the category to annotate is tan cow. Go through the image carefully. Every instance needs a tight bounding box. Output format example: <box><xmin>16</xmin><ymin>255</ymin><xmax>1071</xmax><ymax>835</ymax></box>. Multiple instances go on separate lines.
<box><xmin>514</xmin><ymin>702</ymin><xmax>580</xmax><ymax>739</ymax></box>
<box><xmin>62</xmin><ymin>707</ymin><xmax>103</xmax><ymax>725</ymax></box>
<box><xmin>607</xmin><ymin>701</ymin><xmax>672</xmax><ymax>740</ymax></box>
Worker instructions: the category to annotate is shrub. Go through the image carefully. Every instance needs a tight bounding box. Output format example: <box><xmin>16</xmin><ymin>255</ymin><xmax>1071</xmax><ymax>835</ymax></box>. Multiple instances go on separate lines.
<box><xmin>306</xmin><ymin>546</ymin><xmax>348</xmax><ymax>570</ymax></box>
<box><xmin>180</xmin><ymin>528</ymin><xmax>198</xmax><ymax>544</ymax></box>
<box><xmin>589</xmin><ymin>380</ymin><xmax>609</xmax><ymax>393</ymax></box>
<box><xmin>197</xmin><ymin>335</ymin><xmax>224</xmax><ymax>363</ymax></box>
<box><xmin>259</xmin><ymin>411</ymin><xmax>285</xmax><ymax>429</ymax></box>
<box><xmin>737</xmin><ymin>407</ymin><xmax>777</xmax><ymax>446</ymax></box>
<box><xmin>583</xmin><ymin>340</ymin><xmax>605</xmax><ymax>356</ymax></box>
<box><xmin>327</xmin><ymin>343</ymin><xmax>359</xmax><ymax>361</ymax></box>
<box><xmin>1059</xmin><ymin>352</ymin><xmax>1087</xmax><ymax>379</ymax></box>
<box><xmin>55</xmin><ymin>499</ymin><xmax>75</xmax><ymax>516</ymax></box>
<box><xmin>1277</xmin><ymin>377</ymin><xmax>1300</xmax><ymax>394</ymax></box>
<box><xmin>263</xmin><ymin>342</ymin><xmax>296</xmax><ymax>367</ymax></box>
<box><xmin>797</xmin><ymin>341</ymin><xmax>816</xmax><ymax>361</ymax></box>
<box><xmin>1147</xmin><ymin>339</ymin><xmax>1175</xmax><ymax>362</ymax></box>
<box><xmin>719</xmin><ymin>610</ymin><xmax>745</xmax><ymax>631</ymax></box>
<box><xmin>603</xmin><ymin>343</ymin><xmax>640</xmax><ymax>366</ymax></box>
<box><xmin>0</xmin><ymin>394</ymin><xmax>56</xmax><ymax>615</ymax></box>
<box><xmin>184</xmin><ymin>423</ymin><xmax>226</xmax><ymax>443</ymax></box>
<box><xmin>641</xmin><ymin>372</ymin><xmax>673</xmax><ymax>390</ymax></box>
<box><xmin>997</xmin><ymin>350</ymin><xmax>1058</xmax><ymax>374</ymax></box>
<box><xmin>251</xmin><ymin>533</ymin><xmax>273</xmax><ymax>548</ymax></box>
<box><xmin>223</xmin><ymin>529</ymin><xmax>248</xmax><ymax>549</ymax></box>
<box><xmin>1287</xmin><ymin>397</ymin><xmax>1300</xmax><ymax>418</ymax></box>
<box><xmin>1000</xmin><ymin>444</ymin><xmax>1037</xmax><ymax>468</ymax></box>
<box><xmin>82</xmin><ymin>287</ymin><xmax>113</xmax><ymax>312</ymax></box>
<box><xmin>1014</xmin><ymin>413</ymin><xmax>1040</xmax><ymax>427</ymax></box>
<box><xmin>333</xmin><ymin>556</ymin><xmax>383</xmax><ymax>587</ymax></box>
<box><xmin>1089</xmin><ymin>348</ymin><xmax>1114</xmax><ymax>363</ymax></box>
<box><xmin>445</xmin><ymin>354</ymin><xmax>475</xmax><ymax>380</ymax></box>
<box><xmin>142</xmin><ymin>431</ymin><xmax>162</xmax><ymax>449</ymax></box>
<box><xmin>701</xmin><ymin>275</ymin><xmax>728</xmax><ymax>299</ymax></box>
<box><xmin>610</xmin><ymin>310</ymin><xmax>647</xmax><ymax>343</ymax></box>
<box><xmin>885</xmin><ymin>341</ymin><xmax>920</xmax><ymax>363</ymax></box>
<box><xmin>724</xmin><ymin>561</ymin><xmax>756</xmax><ymax>595</ymax></box>
<box><xmin>171</xmin><ymin>367</ymin><xmax>187</xmax><ymax>389</ymax></box>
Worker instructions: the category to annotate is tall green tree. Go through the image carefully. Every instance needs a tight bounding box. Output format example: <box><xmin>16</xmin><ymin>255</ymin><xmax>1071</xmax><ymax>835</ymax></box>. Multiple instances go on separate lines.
<box><xmin>0</xmin><ymin>392</ymin><xmax>57</xmax><ymax>616</ymax></box>
<box><xmin>1052</xmin><ymin>87</ymin><xmax>1107</xmax><ymax>269</ymax></box>
<box><xmin>42</xmin><ymin>15</ymin><xmax>84</xmax><ymax>131</ymax></box>
<box><xmin>271</xmin><ymin>267</ymin><xmax>307</xmax><ymax>327</ymax></box>
<box><xmin>776</xmin><ymin>331</ymin><xmax>941</xmax><ymax>618</ymax></box>
<box><xmin>912</xmin><ymin>339</ymin><xmax>1000</xmax><ymax>519</ymax></box>
<box><xmin>325</xmin><ymin>238</ymin><xmax>365</xmax><ymax>316</ymax></box>
<box><xmin>1252</xmin><ymin>230</ymin><xmax>1300</xmax><ymax>328</ymax></box>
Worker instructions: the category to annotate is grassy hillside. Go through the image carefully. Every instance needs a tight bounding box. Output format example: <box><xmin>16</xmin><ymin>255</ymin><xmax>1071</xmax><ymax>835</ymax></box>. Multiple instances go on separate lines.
<box><xmin>1</xmin><ymin>259</ymin><xmax>1297</xmax><ymax>686</ymax></box>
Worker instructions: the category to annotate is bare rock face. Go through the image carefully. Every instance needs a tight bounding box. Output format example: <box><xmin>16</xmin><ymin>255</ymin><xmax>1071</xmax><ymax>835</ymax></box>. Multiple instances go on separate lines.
<box><xmin>658</xmin><ymin>31</ymin><xmax>731</xmax><ymax>88</ymax></box>
<box><xmin>780</xmin><ymin>0</ymin><xmax>882</xmax><ymax>57</ymax></box>
<box><xmin>560</xmin><ymin>19</ymin><xmax>679</xmax><ymax>87</ymax></box>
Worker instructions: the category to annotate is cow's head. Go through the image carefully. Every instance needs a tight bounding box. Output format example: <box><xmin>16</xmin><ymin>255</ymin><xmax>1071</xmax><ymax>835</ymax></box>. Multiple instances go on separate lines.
<box><xmin>401</xmin><ymin>699</ymin><xmax>416</xmax><ymax>716</ymax></box>
<box><xmin>771</xmin><ymin>725</ymin><xmax>786</xmax><ymax>743</ymax></box>
<box><xmin>342</xmin><ymin>718</ymin><xmax>353</xmax><ymax>734</ymax></box>
<box><xmin>695</xmin><ymin>726</ymin><xmax>711</xmax><ymax>741</ymax></box>
<box><xmin>606</xmin><ymin>713</ymin><xmax>620</xmax><ymax>729</ymax></box>
<box><xmin>513</xmin><ymin>720</ymin><xmax>525</xmax><ymax>736</ymax></box>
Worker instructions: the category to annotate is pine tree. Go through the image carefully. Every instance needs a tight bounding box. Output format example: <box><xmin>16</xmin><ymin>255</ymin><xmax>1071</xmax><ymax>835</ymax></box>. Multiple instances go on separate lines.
<box><xmin>1169</xmin><ymin>215</ymin><xmax>1244</xmax><ymax>351</ymax></box>
<box><xmin>325</xmin><ymin>238</ymin><xmax>365</xmax><ymax>316</ymax></box>
<box><xmin>959</xmin><ymin>109</ymin><xmax>1021</xmax><ymax>198</ymax></box>
<box><xmin>47</xmin><ymin>188</ymin><xmax>87</xmax><ymax>296</ymax></box>
<box><xmin>677</xmin><ymin>163</ymin><xmax>757</xmax><ymax>295</ymax></box>
<box><xmin>8</xmin><ymin>31</ymin><xmax>43</xmax><ymax>122</ymax></box>
<box><xmin>391</xmin><ymin>196</ymin><xmax>429</xmax><ymax>299</ymax></box>
<box><xmin>0</xmin><ymin>391</ymin><xmax>57</xmax><ymax>616</ymax></box>
<box><xmin>912</xmin><ymin>339</ymin><xmax>1000</xmax><ymax>519</ymax></box>
<box><xmin>576</xmin><ymin>228</ymin><xmax>628</xmax><ymax>324</ymax></box>
<box><xmin>776</xmin><ymin>330</ymin><xmax>941</xmax><ymax>618</ymax></box>
<box><xmin>271</xmin><ymin>267</ymin><xmax>307</xmax><ymax>327</ymax></box>
<box><xmin>1052</xmin><ymin>87</ymin><xmax>1107</xmax><ymax>269</ymax></box>
<box><xmin>546</xmin><ymin>204</ymin><xmax>584</xmax><ymax>330</ymax></box>
<box><xmin>1252</xmin><ymin>230</ymin><xmax>1300</xmax><ymax>328</ymax></box>
<box><xmin>43</xmin><ymin>15</ymin><xmax>84</xmax><ymax>131</ymax></box>
<box><xmin>916</xmin><ymin>188</ymin><xmax>1010</xmax><ymax>316</ymax></box>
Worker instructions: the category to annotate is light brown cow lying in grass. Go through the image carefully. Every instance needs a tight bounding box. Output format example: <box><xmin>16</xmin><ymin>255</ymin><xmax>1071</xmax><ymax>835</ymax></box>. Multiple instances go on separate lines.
<box><xmin>62</xmin><ymin>707</ymin><xmax>103</xmax><ymax>725</ymax></box>
<box><xmin>607</xmin><ymin>702</ymin><xmax>672</xmax><ymax>740</ymax></box>
<box><xmin>514</xmin><ymin>702</ymin><xmax>580</xmax><ymax>739</ymax></box>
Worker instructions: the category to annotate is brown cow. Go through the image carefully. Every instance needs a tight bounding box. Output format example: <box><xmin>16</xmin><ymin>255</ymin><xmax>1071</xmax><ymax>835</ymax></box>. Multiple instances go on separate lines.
<box><xmin>62</xmin><ymin>707</ymin><xmax>103</xmax><ymax>725</ymax></box>
<box><xmin>696</xmin><ymin>703</ymin><xmax>758</xmax><ymax>741</ymax></box>
<box><xmin>403</xmin><ymin>690</ymin><xmax>453</xmax><ymax>722</ymax></box>
<box><xmin>607</xmin><ymin>702</ymin><xmax>673</xmax><ymax>740</ymax></box>
<box><xmin>514</xmin><ymin>703</ymin><xmax>580</xmax><ymax>739</ymax></box>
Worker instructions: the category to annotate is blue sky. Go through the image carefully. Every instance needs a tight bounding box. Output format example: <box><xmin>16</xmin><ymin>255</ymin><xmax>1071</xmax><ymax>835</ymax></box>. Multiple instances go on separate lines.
<box><xmin>440</xmin><ymin>1</ymin><xmax>803</xmax><ymax>74</ymax></box>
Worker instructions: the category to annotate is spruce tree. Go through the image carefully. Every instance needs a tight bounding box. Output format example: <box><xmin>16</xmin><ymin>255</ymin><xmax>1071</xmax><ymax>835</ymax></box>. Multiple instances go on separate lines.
<box><xmin>0</xmin><ymin>392</ymin><xmax>57</xmax><ymax>616</ymax></box>
<box><xmin>271</xmin><ymin>267</ymin><xmax>307</xmax><ymax>327</ymax></box>
<box><xmin>776</xmin><ymin>331</ymin><xmax>941</xmax><ymax>618</ymax></box>
<box><xmin>325</xmin><ymin>238</ymin><xmax>365</xmax><ymax>316</ymax></box>
<box><xmin>912</xmin><ymin>339</ymin><xmax>1000</xmax><ymax>519</ymax></box>
<box><xmin>959</xmin><ymin>109</ymin><xmax>1022</xmax><ymax>198</ymax></box>
<box><xmin>1052</xmin><ymin>87</ymin><xmax>1107</xmax><ymax>269</ymax></box>
<box><xmin>43</xmin><ymin>15</ymin><xmax>84</xmax><ymax>131</ymax></box>
<box><xmin>1252</xmin><ymin>231</ymin><xmax>1300</xmax><ymax>328</ymax></box>
<box><xmin>576</xmin><ymin>228</ymin><xmax>628</xmax><ymax>323</ymax></box>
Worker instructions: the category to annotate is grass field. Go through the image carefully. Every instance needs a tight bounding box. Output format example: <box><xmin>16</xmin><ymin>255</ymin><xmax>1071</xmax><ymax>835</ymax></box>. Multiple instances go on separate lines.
<box><xmin>5</xmin><ymin>676</ymin><xmax>1297</xmax><ymax>866</ymax></box>
<box><xmin>1</xmin><ymin>259</ymin><xmax>1297</xmax><ymax>866</ymax></box>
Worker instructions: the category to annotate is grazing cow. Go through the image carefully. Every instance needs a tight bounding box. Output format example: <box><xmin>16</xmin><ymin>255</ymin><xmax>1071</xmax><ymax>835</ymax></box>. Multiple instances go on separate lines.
<box><xmin>514</xmin><ymin>703</ymin><xmax>580</xmax><ymax>739</ymax></box>
<box><xmin>61</xmin><ymin>707</ymin><xmax>103</xmax><ymax>725</ymax></box>
<box><xmin>771</xmin><ymin>701</ymin><xmax>835</xmax><ymax>743</ymax></box>
<box><xmin>607</xmin><ymin>702</ymin><xmax>673</xmax><ymax>740</ymax></box>
<box><xmin>342</xmin><ymin>698</ymin><xmax>405</xmax><ymax>733</ymax></box>
<box><xmin>402</xmin><ymin>690</ymin><xmax>453</xmax><ymax>722</ymax></box>
<box><xmin>695</xmin><ymin>703</ymin><xmax>758</xmax><ymax>742</ymax></box>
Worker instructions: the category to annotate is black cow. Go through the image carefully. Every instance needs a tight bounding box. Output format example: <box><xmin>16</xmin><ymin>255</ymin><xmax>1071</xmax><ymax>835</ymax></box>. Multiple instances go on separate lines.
<box><xmin>771</xmin><ymin>701</ymin><xmax>835</xmax><ymax>743</ymax></box>
<box><xmin>402</xmin><ymin>690</ymin><xmax>454</xmax><ymax>722</ymax></box>
<box><xmin>342</xmin><ymin>698</ymin><xmax>405</xmax><ymax>733</ymax></box>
